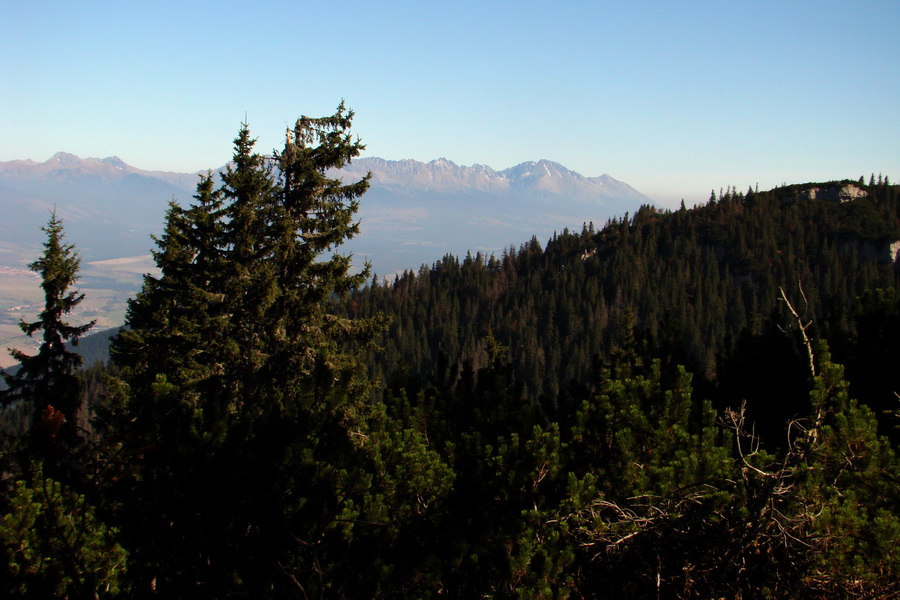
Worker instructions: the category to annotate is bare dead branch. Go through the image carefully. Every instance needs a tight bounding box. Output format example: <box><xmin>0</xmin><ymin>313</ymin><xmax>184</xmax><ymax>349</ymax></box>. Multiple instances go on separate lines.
<box><xmin>779</xmin><ymin>284</ymin><xmax>816</xmax><ymax>379</ymax></box>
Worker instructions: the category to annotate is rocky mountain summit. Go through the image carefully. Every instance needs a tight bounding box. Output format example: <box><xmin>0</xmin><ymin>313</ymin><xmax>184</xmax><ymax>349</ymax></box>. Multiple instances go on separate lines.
<box><xmin>337</xmin><ymin>156</ymin><xmax>645</xmax><ymax>202</ymax></box>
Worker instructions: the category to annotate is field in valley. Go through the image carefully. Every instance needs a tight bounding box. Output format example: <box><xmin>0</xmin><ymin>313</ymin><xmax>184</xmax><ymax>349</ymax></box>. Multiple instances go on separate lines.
<box><xmin>0</xmin><ymin>255</ymin><xmax>155</xmax><ymax>369</ymax></box>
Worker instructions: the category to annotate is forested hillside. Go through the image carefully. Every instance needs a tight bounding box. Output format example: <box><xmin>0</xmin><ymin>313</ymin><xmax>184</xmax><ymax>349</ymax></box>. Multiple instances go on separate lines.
<box><xmin>346</xmin><ymin>180</ymin><xmax>900</xmax><ymax>441</ymax></box>
<box><xmin>1</xmin><ymin>106</ymin><xmax>898</xmax><ymax>598</ymax></box>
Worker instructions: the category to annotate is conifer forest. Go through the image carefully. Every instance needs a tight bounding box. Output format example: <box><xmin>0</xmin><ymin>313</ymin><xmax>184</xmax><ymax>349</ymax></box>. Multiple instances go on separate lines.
<box><xmin>2</xmin><ymin>106</ymin><xmax>900</xmax><ymax>599</ymax></box>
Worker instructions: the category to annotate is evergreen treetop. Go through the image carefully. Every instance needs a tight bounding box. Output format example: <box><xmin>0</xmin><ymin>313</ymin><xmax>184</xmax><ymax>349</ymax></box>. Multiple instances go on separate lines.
<box><xmin>2</xmin><ymin>211</ymin><xmax>94</xmax><ymax>452</ymax></box>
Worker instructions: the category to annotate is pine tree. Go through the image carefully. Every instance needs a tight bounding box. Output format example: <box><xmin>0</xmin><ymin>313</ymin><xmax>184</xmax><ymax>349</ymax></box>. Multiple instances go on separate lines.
<box><xmin>0</xmin><ymin>464</ymin><xmax>128</xmax><ymax>598</ymax></box>
<box><xmin>2</xmin><ymin>212</ymin><xmax>94</xmax><ymax>457</ymax></box>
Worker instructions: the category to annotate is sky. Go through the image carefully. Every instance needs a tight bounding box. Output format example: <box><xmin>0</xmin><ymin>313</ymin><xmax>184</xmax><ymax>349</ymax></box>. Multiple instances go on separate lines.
<box><xmin>2</xmin><ymin>0</ymin><xmax>898</xmax><ymax>206</ymax></box>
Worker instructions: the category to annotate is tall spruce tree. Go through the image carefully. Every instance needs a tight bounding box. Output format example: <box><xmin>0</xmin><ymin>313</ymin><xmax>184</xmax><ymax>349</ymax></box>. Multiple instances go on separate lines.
<box><xmin>109</xmin><ymin>104</ymin><xmax>387</xmax><ymax>597</ymax></box>
<box><xmin>0</xmin><ymin>213</ymin><xmax>129</xmax><ymax>598</ymax></box>
<box><xmin>2</xmin><ymin>211</ymin><xmax>94</xmax><ymax>458</ymax></box>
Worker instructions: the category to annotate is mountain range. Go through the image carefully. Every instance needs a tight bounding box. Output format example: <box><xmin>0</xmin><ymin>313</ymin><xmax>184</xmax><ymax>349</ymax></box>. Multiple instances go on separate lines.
<box><xmin>0</xmin><ymin>153</ymin><xmax>651</xmax><ymax>275</ymax></box>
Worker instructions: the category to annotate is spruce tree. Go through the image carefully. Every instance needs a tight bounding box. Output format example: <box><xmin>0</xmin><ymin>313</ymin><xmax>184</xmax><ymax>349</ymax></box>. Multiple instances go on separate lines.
<box><xmin>2</xmin><ymin>211</ymin><xmax>94</xmax><ymax>458</ymax></box>
<box><xmin>109</xmin><ymin>104</ymin><xmax>387</xmax><ymax>597</ymax></box>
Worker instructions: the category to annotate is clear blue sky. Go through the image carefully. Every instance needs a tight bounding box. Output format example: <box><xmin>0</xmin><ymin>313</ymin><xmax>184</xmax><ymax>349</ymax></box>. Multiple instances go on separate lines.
<box><xmin>2</xmin><ymin>0</ymin><xmax>898</xmax><ymax>205</ymax></box>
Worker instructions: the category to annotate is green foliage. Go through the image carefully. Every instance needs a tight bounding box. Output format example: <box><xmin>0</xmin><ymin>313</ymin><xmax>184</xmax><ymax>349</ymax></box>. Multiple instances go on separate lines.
<box><xmin>557</xmin><ymin>340</ymin><xmax>900</xmax><ymax>599</ymax></box>
<box><xmin>800</xmin><ymin>343</ymin><xmax>900</xmax><ymax>596</ymax></box>
<box><xmin>0</xmin><ymin>464</ymin><xmax>127</xmax><ymax>598</ymax></box>
<box><xmin>574</xmin><ymin>360</ymin><xmax>731</xmax><ymax>498</ymax></box>
<box><xmin>562</xmin><ymin>358</ymin><xmax>740</xmax><ymax>598</ymax></box>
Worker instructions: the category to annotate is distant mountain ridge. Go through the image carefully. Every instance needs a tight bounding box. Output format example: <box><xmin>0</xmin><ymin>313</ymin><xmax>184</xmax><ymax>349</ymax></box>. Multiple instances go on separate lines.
<box><xmin>0</xmin><ymin>153</ymin><xmax>204</xmax><ymax>264</ymax></box>
<box><xmin>0</xmin><ymin>152</ymin><xmax>651</xmax><ymax>274</ymax></box>
<box><xmin>339</xmin><ymin>157</ymin><xmax>645</xmax><ymax>201</ymax></box>
<box><xmin>1</xmin><ymin>151</ymin><xmax>203</xmax><ymax>189</ymax></box>
<box><xmin>339</xmin><ymin>157</ymin><xmax>650</xmax><ymax>273</ymax></box>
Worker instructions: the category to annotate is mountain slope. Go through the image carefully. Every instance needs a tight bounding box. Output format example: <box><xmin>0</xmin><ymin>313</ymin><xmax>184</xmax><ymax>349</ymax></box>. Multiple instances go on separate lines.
<box><xmin>342</xmin><ymin>180</ymin><xmax>900</xmax><ymax>440</ymax></box>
